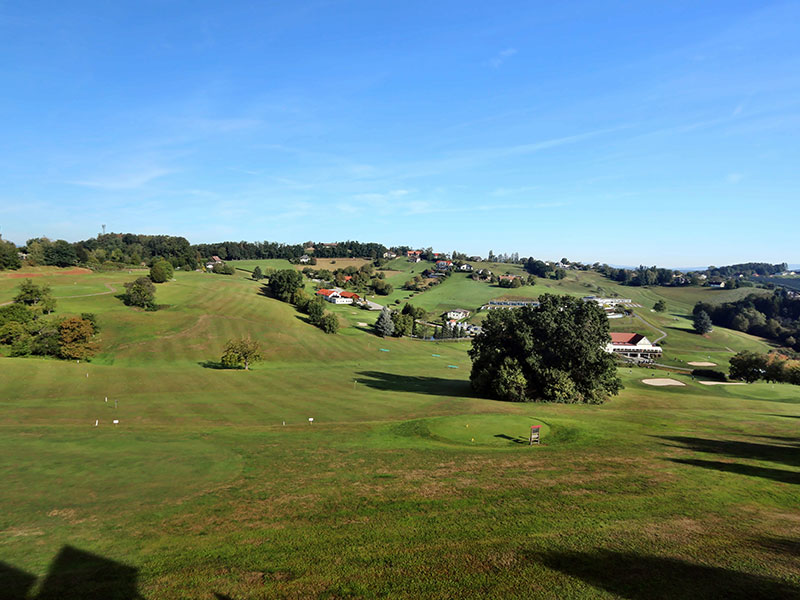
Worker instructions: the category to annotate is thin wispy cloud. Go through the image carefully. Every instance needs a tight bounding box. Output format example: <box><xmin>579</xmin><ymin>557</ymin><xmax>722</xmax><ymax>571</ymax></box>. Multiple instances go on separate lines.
<box><xmin>487</xmin><ymin>48</ymin><xmax>518</xmax><ymax>68</ymax></box>
<box><xmin>69</xmin><ymin>167</ymin><xmax>174</xmax><ymax>190</ymax></box>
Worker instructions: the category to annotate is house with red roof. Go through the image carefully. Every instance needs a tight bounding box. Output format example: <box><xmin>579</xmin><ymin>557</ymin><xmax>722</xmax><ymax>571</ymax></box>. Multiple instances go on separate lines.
<box><xmin>316</xmin><ymin>288</ymin><xmax>360</xmax><ymax>305</ymax></box>
<box><xmin>606</xmin><ymin>333</ymin><xmax>662</xmax><ymax>359</ymax></box>
<box><xmin>435</xmin><ymin>260</ymin><xmax>453</xmax><ymax>271</ymax></box>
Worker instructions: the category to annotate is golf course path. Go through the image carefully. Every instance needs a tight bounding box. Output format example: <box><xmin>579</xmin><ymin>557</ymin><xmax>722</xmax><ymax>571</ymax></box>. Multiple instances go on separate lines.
<box><xmin>633</xmin><ymin>311</ymin><xmax>667</xmax><ymax>344</ymax></box>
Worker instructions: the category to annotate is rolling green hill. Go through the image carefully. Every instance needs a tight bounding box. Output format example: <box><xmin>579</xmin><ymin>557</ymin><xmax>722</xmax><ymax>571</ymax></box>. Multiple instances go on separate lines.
<box><xmin>0</xmin><ymin>266</ymin><xmax>798</xmax><ymax>599</ymax></box>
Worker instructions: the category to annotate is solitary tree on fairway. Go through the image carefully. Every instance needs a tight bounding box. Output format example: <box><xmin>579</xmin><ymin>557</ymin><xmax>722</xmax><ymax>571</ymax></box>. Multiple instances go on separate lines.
<box><xmin>693</xmin><ymin>310</ymin><xmax>713</xmax><ymax>334</ymax></box>
<box><xmin>374</xmin><ymin>307</ymin><xmax>394</xmax><ymax>337</ymax></box>
<box><xmin>123</xmin><ymin>277</ymin><xmax>157</xmax><ymax>310</ymax></box>
<box><xmin>221</xmin><ymin>336</ymin><xmax>263</xmax><ymax>370</ymax></box>
<box><xmin>469</xmin><ymin>294</ymin><xmax>621</xmax><ymax>404</ymax></box>
<box><xmin>58</xmin><ymin>317</ymin><xmax>98</xmax><ymax>360</ymax></box>
<box><xmin>653</xmin><ymin>300</ymin><xmax>667</xmax><ymax>313</ymax></box>
<box><xmin>149</xmin><ymin>259</ymin><xmax>173</xmax><ymax>283</ymax></box>
<box><xmin>252</xmin><ymin>266</ymin><xmax>263</xmax><ymax>280</ymax></box>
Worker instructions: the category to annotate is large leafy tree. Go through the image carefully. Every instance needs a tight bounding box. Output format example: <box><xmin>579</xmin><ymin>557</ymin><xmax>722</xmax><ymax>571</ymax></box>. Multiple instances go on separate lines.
<box><xmin>0</xmin><ymin>239</ymin><xmax>21</xmax><ymax>270</ymax></box>
<box><xmin>149</xmin><ymin>259</ymin><xmax>174</xmax><ymax>283</ymax></box>
<box><xmin>267</xmin><ymin>269</ymin><xmax>304</xmax><ymax>301</ymax></box>
<box><xmin>221</xmin><ymin>336</ymin><xmax>263</xmax><ymax>370</ymax></box>
<box><xmin>469</xmin><ymin>294</ymin><xmax>621</xmax><ymax>404</ymax></box>
<box><xmin>123</xmin><ymin>277</ymin><xmax>157</xmax><ymax>310</ymax></box>
<box><xmin>14</xmin><ymin>280</ymin><xmax>56</xmax><ymax>314</ymax></box>
<box><xmin>58</xmin><ymin>316</ymin><xmax>98</xmax><ymax>360</ymax></box>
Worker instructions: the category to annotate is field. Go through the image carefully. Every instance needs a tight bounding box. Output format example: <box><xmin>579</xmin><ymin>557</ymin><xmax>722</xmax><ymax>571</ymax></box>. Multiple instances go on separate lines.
<box><xmin>1</xmin><ymin>266</ymin><xmax>799</xmax><ymax>599</ymax></box>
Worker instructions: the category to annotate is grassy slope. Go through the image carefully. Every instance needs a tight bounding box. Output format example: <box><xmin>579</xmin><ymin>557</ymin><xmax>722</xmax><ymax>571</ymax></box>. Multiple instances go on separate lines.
<box><xmin>0</xmin><ymin>267</ymin><xmax>798</xmax><ymax>599</ymax></box>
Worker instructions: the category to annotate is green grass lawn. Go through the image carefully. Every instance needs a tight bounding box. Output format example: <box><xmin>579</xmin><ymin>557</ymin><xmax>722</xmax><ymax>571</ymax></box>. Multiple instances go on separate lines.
<box><xmin>1</xmin><ymin>268</ymin><xmax>798</xmax><ymax>599</ymax></box>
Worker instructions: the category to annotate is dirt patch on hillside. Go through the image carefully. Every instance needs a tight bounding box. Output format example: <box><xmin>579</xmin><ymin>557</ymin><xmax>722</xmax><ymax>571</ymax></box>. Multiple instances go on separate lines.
<box><xmin>642</xmin><ymin>378</ymin><xmax>686</xmax><ymax>387</ymax></box>
<box><xmin>2</xmin><ymin>268</ymin><xmax>93</xmax><ymax>278</ymax></box>
<box><xmin>688</xmin><ymin>361</ymin><xmax>717</xmax><ymax>366</ymax></box>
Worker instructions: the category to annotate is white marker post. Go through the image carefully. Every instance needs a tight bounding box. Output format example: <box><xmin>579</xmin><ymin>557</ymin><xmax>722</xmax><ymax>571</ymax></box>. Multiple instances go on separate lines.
<box><xmin>112</xmin><ymin>419</ymin><xmax>119</xmax><ymax>425</ymax></box>
<box><xmin>94</xmin><ymin>420</ymin><xmax>98</xmax><ymax>427</ymax></box>
<box><xmin>308</xmin><ymin>417</ymin><xmax>314</xmax><ymax>425</ymax></box>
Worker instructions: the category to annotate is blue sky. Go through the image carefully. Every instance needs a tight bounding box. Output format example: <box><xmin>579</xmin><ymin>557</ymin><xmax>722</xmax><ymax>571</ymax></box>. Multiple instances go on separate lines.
<box><xmin>1</xmin><ymin>1</ymin><xmax>798</xmax><ymax>266</ymax></box>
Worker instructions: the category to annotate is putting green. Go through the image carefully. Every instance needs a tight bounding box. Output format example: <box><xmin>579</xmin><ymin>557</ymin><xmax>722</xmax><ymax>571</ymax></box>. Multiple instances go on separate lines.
<box><xmin>413</xmin><ymin>414</ymin><xmax>550</xmax><ymax>447</ymax></box>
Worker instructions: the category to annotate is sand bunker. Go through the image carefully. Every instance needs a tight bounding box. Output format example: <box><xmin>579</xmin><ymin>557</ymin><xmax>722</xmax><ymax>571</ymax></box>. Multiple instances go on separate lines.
<box><xmin>697</xmin><ymin>381</ymin><xmax>746</xmax><ymax>386</ymax></box>
<box><xmin>357</xmin><ymin>322</ymin><xmax>368</xmax><ymax>327</ymax></box>
<box><xmin>642</xmin><ymin>378</ymin><xmax>686</xmax><ymax>387</ymax></box>
<box><xmin>688</xmin><ymin>361</ymin><xmax>717</xmax><ymax>367</ymax></box>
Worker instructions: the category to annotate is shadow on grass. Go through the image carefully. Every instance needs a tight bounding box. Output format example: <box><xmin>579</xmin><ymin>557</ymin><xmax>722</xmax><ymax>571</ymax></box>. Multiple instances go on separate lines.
<box><xmin>658</xmin><ymin>435</ymin><xmax>800</xmax><ymax>468</ymax></box>
<box><xmin>1</xmin><ymin>545</ymin><xmax>142</xmax><ymax>599</ymax></box>
<box><xmin>669</xmin><ymin>458</ymin><xmax>800</xmax><ymax>485</ymax></box>
<box><xmin>765</xmin><ymin>414</ymin><xmax>800</xmax><ymax>419</ymax></box>
<box><xmin>536</xmin><ymin>549</ymin><xmax>800</xmax><ymax>599</ymax></box>
<box><xmin>198</xmin><ymin>360</ymin><xmax>241</xmax><ymax>370</ymax></box>
<box><xmin>356</xmin><ymin>371</ymin><xmax>473</xmax><ymax>398</ymax></box>
<box><xmin>494</xmin><ymin>433</ymin><xmax>528</xmax><ymax>444</ymax></box>
<box><xmin>754</xmin><ymin>536</ymin><xmax>800</xmax><ymax>557</ymax></box>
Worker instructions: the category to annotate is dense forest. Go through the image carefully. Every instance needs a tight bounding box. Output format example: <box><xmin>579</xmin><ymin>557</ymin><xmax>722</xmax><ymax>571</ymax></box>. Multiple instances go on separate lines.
<box><xmin>693</xmin><ymin>288</ymin><xmax>800</xmax><ymax>351</ymax></box>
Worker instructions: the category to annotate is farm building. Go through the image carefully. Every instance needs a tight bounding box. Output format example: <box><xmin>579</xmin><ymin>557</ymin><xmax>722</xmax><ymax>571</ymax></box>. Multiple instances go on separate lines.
<box><xmin>459</xmin><ymin>263</ymin><xmax>473</xmax><ymax>272</ymax></box>
<box><xmin>605</xmin><ymin>333</ymin><xmax>662</xmax><ymax>359</ymax></box>
<box><xmin>299</xmin><ymin>255</ymin><xmax>311</xmax><ymax>264</ymax></box>
<box><xmin>383</xmin><ymin>251</ymin><xmax>397</xmax><ymax>259</ymax></box>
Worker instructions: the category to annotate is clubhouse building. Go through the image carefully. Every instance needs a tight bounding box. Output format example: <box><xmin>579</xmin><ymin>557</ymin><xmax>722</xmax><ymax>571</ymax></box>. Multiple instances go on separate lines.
<box><xmin>605</xmin><ymin>333</ymin><xmax>662</xmax><ymax>360</ymax></box>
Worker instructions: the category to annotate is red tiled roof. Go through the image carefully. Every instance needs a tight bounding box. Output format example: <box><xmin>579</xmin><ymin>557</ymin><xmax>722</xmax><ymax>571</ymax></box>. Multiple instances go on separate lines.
<box><xmin>317</xmin><ymin>289</ymin><xmax>336</xmax><ymax>297</ymax></box>
<box><xmin>343</xmin><ymin>275</ymin><xmax>352</xmax><ymax>281</ymax></box>
<box><xmin>610</xmin><ymin>333</ymin><xmax>645</xmax><ymax>345</ymax></box>
<box><xmin>340</xmin><ymin>291</ymin><xmax>359</xmax><ymax>299</ymax></box>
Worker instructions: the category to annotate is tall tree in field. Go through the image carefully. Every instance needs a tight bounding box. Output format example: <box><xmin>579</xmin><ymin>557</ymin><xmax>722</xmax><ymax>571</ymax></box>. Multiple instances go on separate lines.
<box><xmin>469</xmin><ymin>294</ymin><xmax>621</xmax><ymax>404</ymax></box>
<box><xmin>252</xmin><ymin>266</ymin><xmax>264</xmax><ymax>280</ymax></box>
<box><xmin>58</xmin><ymin>317</ymin><xmax>98</xmax><ymax>360</ymax></box>
<box><xmin>653</xmin><ymin>300</ymin><xmax>667</xmax><ymax>312</ymax></box>
<box><xmin>221</xmin><ymin>336</ymin><xmax>263</xmax><ymax>370</ymax></box>
<box><xmin>267</xmin><ymin>269</ymin><xmax>303</xmax><ymax>301</ymax></box>
<box><xmin>14</xmin><ymin>279</ymin><xmax>56</xmax><ymax>314</ymax></box>
<box><xmin>374</xmin><ymin>307</ymin><xmax>394</xmax><ymax>337</ymax></box>
<box><xmin>123</xmin><ymin>277</ymin><xmax>157</xmax><ymax>310</ymax></box>
<box><xmin>0</xmin><ymin>239</ymin><xmax>22</xmax><ymax>270</ymax></box>
<box><xmin>149</xmin><ymin>259</ymin><xmax>173</xmax><ymax>283</ymax></box>
<box><xmin>693</xmin><ymin>310</ymin><xmax>713</xmax><ymax>335</ymax></box>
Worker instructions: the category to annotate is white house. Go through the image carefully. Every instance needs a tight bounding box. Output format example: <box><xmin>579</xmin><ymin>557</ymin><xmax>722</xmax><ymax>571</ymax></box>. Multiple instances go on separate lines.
<box><xmin>605</xmin><ymin>333</ymin><xmax>662</xmax><ymax>359</ymax></box>
<box><xmin>446</xmin><ymin>309</ymin><xmax>470</xmax><ymax>320</ymax></box>
<box><xmin>299</xmin><ymin>255</ymin><xmax>311</xmax><ymax>264</ymax></box>
<box><xmin>383</xmin><ymin>251</ymin><xmax>397</xmax><ymax>259</ymax></box>
<box><xmin>709</xmin><ymin>281</ymin><xmax>726</xmax><ymax>289</ymax></box>
<box><xmin>459</xmin><ymin>263</ymin><xmax>473</xmax><ymax>272</ymax></box>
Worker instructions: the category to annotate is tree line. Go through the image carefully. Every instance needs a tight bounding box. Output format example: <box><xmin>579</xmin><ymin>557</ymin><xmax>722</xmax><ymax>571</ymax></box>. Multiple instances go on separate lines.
<box><xmin>693</xmin><ymin>288</ymin><xmax>800</xmax><ymax>351</ymax></box>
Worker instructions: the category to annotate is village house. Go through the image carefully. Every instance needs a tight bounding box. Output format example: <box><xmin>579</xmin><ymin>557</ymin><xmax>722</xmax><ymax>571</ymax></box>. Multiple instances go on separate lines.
<box><xmin>605</xmin><ymin>333</ymin><xmax>662</xmax><ymax>360</ymax></box>
<box><xmin>205</xmin><ymin>255</ymin><xmax>224</xmax><ymax>270</ymax></box>
<box><xmin>316</xmin><ymin>288</ymin><xmax>360</xmax><ymax>304</ymax></box>
<box><xmin>446</xmin><ymin>309</ymin><xmax>470</xmax><ymax>320</ymax></box>
<box><xmin>383</xmin><ymin>251</ymin><xmax>397</xmax><ymax>259</ymax></box>
<box><xmin>436</xmin><ymin>260</ymin><xmax>453</xmax><ymax>271</ymax></box>
<box><xmin>459</xmin><ymin>263</ymin><xmax>473</xmax><ymax>272</ymax></box>
<box><xmin>498</xmin><ymin>274</ymin><xmax>519</xmax><ymax>282</ymax></box>
<box><xmin>299</xmin><ymin>255</ymin><xmax>311</xmax><ymax>264</ymax></box>
<box><xmin>407</xmin><ymin>250</ymin><xmax>422</xmax><ymax>262</ymax></box>
<box><xmin>709</xmin><ymin>279</ymin><xmax>726</xmax><ymax>288</ymax></box>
